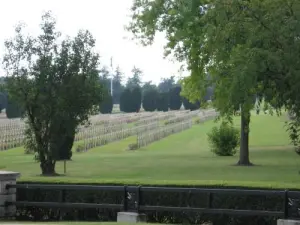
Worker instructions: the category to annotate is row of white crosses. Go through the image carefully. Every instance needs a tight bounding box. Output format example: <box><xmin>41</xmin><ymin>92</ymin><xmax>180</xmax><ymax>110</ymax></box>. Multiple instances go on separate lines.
<box><xmin>137</xmin><ymin>109</ymin><xmax>219</xmax><ymax>148</ymax></box>
<box><xmin>134</xmin><ymin>113</ymin><xmax>176</xmax><ymax>127</ymax></box>
<box><xmin>0</xmin><ymin>120</ymin><xmax>26</xmax><ymax>150</ymax></box>
<box><xmin>75</xmin><ymin>111</ymin><xmax>181</xmax><ymax>141</ymax></box>
<box><xmin>82</xmin><ymin>109</ymin><xmax>210</xmax><ymax>151</ymax></box>
<box><xmin>137</xmin><ymin>120</ymin><xmax>194</xmax><ymax>148</ymax></box>
<box><xmin>0</xmin><ymin>109</ymin><xmax>218</xmax><ymax>151</ymax></box>
<box><xmin>82</xmin><ymin>122</ymin><xmax>160</xmax><ymax>151</ymax></box>
<box><xmin>0</xmin><ymin>110</ymin><xmax>181</xmax><ymax>151</ymax></box>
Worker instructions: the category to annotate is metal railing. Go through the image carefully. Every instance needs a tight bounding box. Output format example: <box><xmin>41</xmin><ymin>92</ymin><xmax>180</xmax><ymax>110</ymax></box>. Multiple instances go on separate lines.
<box><xmin>6</xmin><ymin>183</ymin><xmax>300</xmax><ymax>219</ymax></box>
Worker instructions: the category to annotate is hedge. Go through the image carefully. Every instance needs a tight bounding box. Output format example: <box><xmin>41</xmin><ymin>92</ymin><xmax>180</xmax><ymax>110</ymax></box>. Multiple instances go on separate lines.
<box><xmin>14</xmin><ymin>182</ymin><xmax>300</xmax><ymax>225</ymax></box>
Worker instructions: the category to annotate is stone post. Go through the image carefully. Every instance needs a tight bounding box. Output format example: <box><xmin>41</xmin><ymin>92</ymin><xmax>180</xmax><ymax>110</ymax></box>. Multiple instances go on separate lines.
<box><xmin>117</xmin><ymin>212</ymin><xmax>147</xmax><ymax>223</ymax></box>
<box><xmin>0</xmin><ymin>171</ymin><xmax>20</xmax><ymax>218</ymax></box>
<box><xmin>278</xmin><ymin>219</ymin><xmax>300</xmax><ymax>225</ymax></box>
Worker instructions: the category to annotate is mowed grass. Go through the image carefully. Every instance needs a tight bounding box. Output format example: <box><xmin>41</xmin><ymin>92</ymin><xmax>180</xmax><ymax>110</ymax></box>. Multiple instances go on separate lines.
<box><xmin>0</xmin><ymin>113</ymin><xmax>299</xmax><ymax>189</ymax></box>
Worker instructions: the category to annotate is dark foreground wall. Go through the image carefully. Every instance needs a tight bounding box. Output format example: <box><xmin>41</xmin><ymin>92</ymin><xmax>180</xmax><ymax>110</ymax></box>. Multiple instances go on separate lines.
<box><xmin>15</xmin><ymin>182</ymin><xmax>300</xmax><ymax>225</ymax></box>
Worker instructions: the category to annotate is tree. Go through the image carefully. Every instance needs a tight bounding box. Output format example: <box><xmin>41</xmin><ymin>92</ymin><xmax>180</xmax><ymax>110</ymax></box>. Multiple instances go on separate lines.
<box><xmin>142</xmin><ymin>81</ymin><xmax>157</xmax><ymax>95</ymax></box>
<box><xmin>132</xmin><ymin>86</ymin><xmax>142</xmax><ymax>112</ymax></box>
<box><xmin>126</xmin><ymin>66</ymin><xmax>143</xmax><ymax>89</ymax></box>
<box><xmin>158</xmin><ymin>76</ymin><xmax>175</xmax><ymax>93</ymax></box>
<box><xmin>169</xmin><ymin>86</ymin><xmax>182</xmax><ymax>110</ymax></box>
<box><xmin>182</xmin><ymin>97</ymin><xmax>200</xmax><ymax>111</ymax></box>
<box><xmin>112</xmin><ymin>66</ymin><xmax>125</xmax><ymax>104</ymax></box>
<box><xmin>99</xmin><ymin>66</ymin><xmax>111</xmax><ymax>91</ymax></box>
<box><xmin>6</xmin><ymin>97</ymin><xmax>23</xmax><ymax>118</ymax></box>
<box><xmin>100</xmin><ymin>93</ymin><xmax>113</xmax><ymax>114</ymax></box>
<box><xmin>204</xmin><ymin>86</ymin><xmax>214</xmax><ymax>101</ymax></box>
<box><xmin>0</xmin><ymin>92</ymin><xmax>7</xmax><ymax>113</ymax></box>
<box><xmin>3</xmin><ymin>12</ymin><xmax>104</xmax><ymax>175</ymax></box>
<box><xmin>127</xmin><ymin>0</ymin><xmax>300</xmax><ymax>165</ymax></box>
<box><xmin>119</xmin><ymin>87</ymin><xmax>142</xmax><ymax>113</ymax></box>
<box><xmin>157</xmin><ymin>92</ymin><xmax>169</xmax><ymax>112</ymax></box>
<box><xmin>120</xmin><ymin>88</ymin><xmax>132</xmax><ymax>112</ymax></box>
<box><xmin>143</xmin><ymin>89</ymin><xmax>158</xmax><ymax>112</ymax></box>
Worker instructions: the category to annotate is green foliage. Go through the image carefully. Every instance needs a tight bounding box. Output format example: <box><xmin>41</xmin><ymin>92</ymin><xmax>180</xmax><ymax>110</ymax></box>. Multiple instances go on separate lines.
<box><xmin>127</xmin><ymin>0</ymin><xmax>300</xmax><ymax>164</ymax></box>
<box><xmin>128</xmin><ymin>143</ymin><xmax>138</xmax><ymax>150</ymax></box>
<box><xmin>57</xmin><ymin>125</ymin><xmax>75</xmax><ymax>161</ymax></box>
<box><xmin>207</xmin><ymin>122</ymin><xmax>240</xmax><ymax>156</ymax></box>
<box><xmin>158</xmin><ymin>76</ymin><xmax>175</xmax><ymax>93</ymax></box>
<box><xmin>194</xmin><ymin>118</ymin><xmax>202</xmax><ymax>125</ymax></box>
<box><xmin>142</xmin><ymin>81</ymin><xmax>157</xmax><ymax>95</ymax></box>
<box><xmin>6</xmin><ymin>98</ymin><xmax>23</xmax><ymax>119</ymax></box>
<box><xmin>120</xmin><ymin>87</ymin><xmax>142</xmax><ymax>113</ymax></box>
<box><xmin>0</xmin><ymin>92</ymin><xmax>7</xmax><ymax>112</ymax></box>
<box><xmin>126</xmin><ymin>66</ymin><xmax>143</xmax><ymax>89</ymax></box>
<box><xmin>169</xmin><ymin>86</ymin><xmax>182</xmax><ymax>110</ymax></box>
<box><xmin>112</xmin><ymin>66</ymin><xmax>125</xmax><ymax>104</ymax></box>
<box><xmin>132</xmin><ymin>86</ymin><xmax>142</xmax><ymax>112</ymax></box>
<box><xmin>76</xmin><ymin>144</ymin><xmax>85</xmax><ymax>153</ymax></box>
<box><xmin>156</xmin><ymin>92</ymin><xmax>169</xmax><ymax>112</ymax></box>
<box><xmin>3</xmin><ymin>12</ymin><xmax>104</xmax><ymax>175</ymax></box>
<box><xmin>100</xmin><ymin>93</ymin><xmax>113</xmax><ymax>114</ymax></box>
<box><xmin>182</xmin><ymin>97</ymin><xmax>200</xmax><ymax>111</ymax></box>
<box><xmin>120</xmin><ymin>88</ymin><xmax>130</xmax><ymax>112</ymax></box>
<box><xmin>143</xmin><ymin>89</ymin><xmax>158</xmax><ymax>112</ymax></box>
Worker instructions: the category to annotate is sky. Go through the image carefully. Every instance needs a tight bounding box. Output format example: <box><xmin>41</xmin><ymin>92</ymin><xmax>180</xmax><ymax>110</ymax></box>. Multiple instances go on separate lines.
<box><xmin>0</xmin><ymin>0</ymin><xmax>187</xmax><ymax>85</ymax></box>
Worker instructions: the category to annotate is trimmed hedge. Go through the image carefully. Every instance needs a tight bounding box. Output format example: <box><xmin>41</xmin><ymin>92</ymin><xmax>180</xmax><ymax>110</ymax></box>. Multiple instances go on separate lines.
<box><xmin>15</xmin><ymin>182</ymin><xmax>300</xmax><ymax>224</ymax></box>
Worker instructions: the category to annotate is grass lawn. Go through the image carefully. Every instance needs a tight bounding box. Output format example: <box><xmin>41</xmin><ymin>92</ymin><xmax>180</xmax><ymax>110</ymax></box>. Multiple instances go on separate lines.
<box><xmin>0</xmin><ymin>113</ymin><xmax>299</xmax><ymax>189</ymax></box>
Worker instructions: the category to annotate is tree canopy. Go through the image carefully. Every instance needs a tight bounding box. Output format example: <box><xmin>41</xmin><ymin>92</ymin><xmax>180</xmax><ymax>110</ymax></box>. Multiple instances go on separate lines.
<box><xmin>127</xmin><ymin>0</ymin><xmax>300</xmax><ymax>165</ymax></box>
<box><xmin>143</xmin><ymin>89</ymin><xmax>158</xmax><ymax>112</ymax></box>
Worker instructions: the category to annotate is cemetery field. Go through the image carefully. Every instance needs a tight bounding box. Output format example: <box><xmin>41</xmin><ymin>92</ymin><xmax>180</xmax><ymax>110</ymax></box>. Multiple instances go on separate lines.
<box><xmin>0</xmin><ymin>112</ymin><xmax>298</xmax><ymax>189</ymax></box>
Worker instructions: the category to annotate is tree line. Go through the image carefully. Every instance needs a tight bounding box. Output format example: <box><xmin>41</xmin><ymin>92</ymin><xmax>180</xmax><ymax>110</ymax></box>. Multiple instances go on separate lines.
<box><xmin>99</xmin><ymin>67</ymin><xmax>214</xmax><ymax>114</ymax></box>
<box><xmin>1</xmin><ymin>66</ymin><xmax>214</xmax><ymax>118</ymax></box>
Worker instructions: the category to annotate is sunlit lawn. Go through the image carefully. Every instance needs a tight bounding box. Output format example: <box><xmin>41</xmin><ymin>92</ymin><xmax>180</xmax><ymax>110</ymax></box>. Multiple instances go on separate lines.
<box><xmin>1</xmin><ymin>112</ymin><xmax>298</xmax><ymax>189</ymax></box>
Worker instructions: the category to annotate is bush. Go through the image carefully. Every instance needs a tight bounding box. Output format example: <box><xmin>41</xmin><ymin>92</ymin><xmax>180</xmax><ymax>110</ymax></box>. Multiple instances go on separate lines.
<box><xmin>76</xmin><ymin>145</ymin><xmax>85</xmax><ymax>153</ymax></box>
<box><xmin>169</xmin><ymin>86</ymin><xmax>182</xmax><ymax>110</ymax></box>
<box><xmin>120</xmin><ymin>87</ymin><xmax>142</xmax><ymax>113</ymax></box>
<box><xmin>194</xmin><ymin>118</ymin><xmax>202</xmax><ymax>124</ymax></box>
<box><xmin>128</xmin><ymin>143</ymin><xmax>138</xmax><ymax>150</ymax></box>
<box><xmin>6</xmin><ymin>98</ymin><xmax>23</xmax><ymax>119</ymax></box>
<box><xmin>99</xmin><ymin>94</ymin><xmax>113</xmax><ymax>114</ymax></box>
<box><xmin>182</xmin><ymin>97</ymin><xmax>200</xmax><ymax>111</ymax></box>
<box><xmin>156</xmin><ymin>92</ymin><xmax>169</xmax><ymax>112</ymax></box>
<box><xmin>143</xmin><ymin>89</ymin><xmax>158</xmax><ymax>112</ymax></box>
<box><xmin>207</xmin><ymin>122</ymin><xmax>240</xmax><ymax>156</ymax></box>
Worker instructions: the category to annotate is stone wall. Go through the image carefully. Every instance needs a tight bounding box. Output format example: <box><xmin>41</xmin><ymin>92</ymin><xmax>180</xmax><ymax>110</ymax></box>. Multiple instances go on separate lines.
<box><xmin>0</xmin><ymin>171</ymin><xmax>20</xmax><ymax>218</ymax></box>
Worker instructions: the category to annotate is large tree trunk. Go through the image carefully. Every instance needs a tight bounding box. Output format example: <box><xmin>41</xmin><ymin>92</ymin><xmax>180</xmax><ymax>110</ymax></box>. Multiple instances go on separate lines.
<box><xmin>40</xmin><ymin>160</ymin><xmax>56</xmax><ymax>175</ymax></box>
<box><xmin>237</xmin><ymin>109</ymin><xmax>253</xmax><ymax>166</ymax></box>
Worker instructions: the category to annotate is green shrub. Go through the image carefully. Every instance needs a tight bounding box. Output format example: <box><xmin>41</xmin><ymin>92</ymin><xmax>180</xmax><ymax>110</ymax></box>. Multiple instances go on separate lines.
<box><xmin>24</xmin><ymin>148</ymin><xmax>34</xmax><ymax>154</ymax></box>
<box><xmin>207</xmin><ymin>122</ymin><xmax>240</xmax><ymax>156</ymax></box>
<box><xmin>194</xmin><ymin>118</ymin><xmax>202</xmax><ymax>124</ymax></box>
<box><xmin>76</xmin><ymin>145</ymin><xmax>85</xmax><ymax>153</ymax></box>
<box><xmin>128</xmin><ymin>143</ymin><xmax>138</xmax><ymax>150</ymax></box>
<box><xmin>164</xmin><ymin>120</ymin><xmax>172</xmax><ymax>125</ymax></box>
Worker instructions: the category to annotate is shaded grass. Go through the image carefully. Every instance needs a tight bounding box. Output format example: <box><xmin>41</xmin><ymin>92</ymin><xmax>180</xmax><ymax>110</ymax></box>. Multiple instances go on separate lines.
<box><xmin>0</xmin><ymin>113</ymin><xmax>298</xmax><ymax>189</ymax></box>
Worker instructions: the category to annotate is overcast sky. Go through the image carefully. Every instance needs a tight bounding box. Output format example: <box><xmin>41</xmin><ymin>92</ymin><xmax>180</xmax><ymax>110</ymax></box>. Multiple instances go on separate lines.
<box><xmin>0</xmin><ymin>0</ymin><xmax>187</xmax><ymax>84</ymax></box>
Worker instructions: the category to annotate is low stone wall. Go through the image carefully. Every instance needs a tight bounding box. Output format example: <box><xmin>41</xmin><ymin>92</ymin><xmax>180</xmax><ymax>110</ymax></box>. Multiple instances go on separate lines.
<box><xmin>0</xmin><ymin>171</ymin><xmax>20</xmax><ymax>218</ymax></box>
